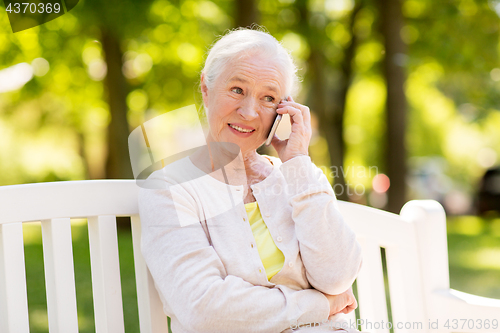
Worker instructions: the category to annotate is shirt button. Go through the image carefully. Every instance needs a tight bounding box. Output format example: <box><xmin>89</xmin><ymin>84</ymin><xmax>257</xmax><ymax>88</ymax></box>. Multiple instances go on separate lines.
<box><xmin>265</xmin><ymin>212</ymin><xmax>270</xmax><ymax>217</ymax></box>
<box><xmin>289</xmin><ymin>262</ymin><xmax>294</xmax><ymax>268</ymax></box>
<box><xmin>251</xmin><ymin>243</ymin><xmax>254</xmax><ymax>248</ymax></box>
<box><xmin>259</xmin><ymin>268</ymin><xmax>263</xmax><ymax>273</ymax></box>
<box><xmin>243</xmin><ymin>217</ymin><xmax>246</xmax><ymax>221</ymax></box>
<box><xmin>276</xmin><ymin>236</ymin><xmax>283</xmax><ymax>242</ymax></box>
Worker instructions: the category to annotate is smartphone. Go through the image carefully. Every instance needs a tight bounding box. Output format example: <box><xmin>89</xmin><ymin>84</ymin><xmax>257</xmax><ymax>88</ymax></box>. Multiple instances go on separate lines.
<box><xmin>264</xmin><ymin>114</ymin><xmax>282</xmax><ymax>146</ymax></box>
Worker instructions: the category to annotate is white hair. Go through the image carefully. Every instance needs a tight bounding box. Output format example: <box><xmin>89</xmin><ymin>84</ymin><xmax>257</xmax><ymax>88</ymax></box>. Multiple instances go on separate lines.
<box><xmin>201</xmin><ymin>27</ymin><xmax>299</xmax><ymax>98</ymax></box>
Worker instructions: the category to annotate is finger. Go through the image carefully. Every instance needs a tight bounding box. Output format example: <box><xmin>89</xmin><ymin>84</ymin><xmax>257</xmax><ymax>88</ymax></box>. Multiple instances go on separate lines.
<box><xmin>280</xmin><ymin>99</ymin><xmax>311</xmax><ymax>128</ymax></box>
<box><xmin>336</xmin><ymin>304</ymin><xmax>349</xmax><ymax>314</ymax></box>
<box><xmin>342</xmin><ymin>306</ymin><xmax>354</xmax><ymax>314</ymax></box>
<box><xmin>276</xmin><ymin>107</ymin><xmax>298</xmax><ymax>128</ymax></box>
<box><xmin>277</xmin><ymin>105</ymin><xmax>304</xmax><ymax>125</ymax></box>
<box><xmin>301</xmin><ymin>105</ymin><xmax>311</xmax><ymax>128</ymax></box>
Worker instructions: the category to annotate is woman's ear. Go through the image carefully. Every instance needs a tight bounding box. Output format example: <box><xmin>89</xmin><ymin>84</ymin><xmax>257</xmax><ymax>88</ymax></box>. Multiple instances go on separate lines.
<box><xmin>200</xmin><ymin>73</ymin><xmax>209</xmax><ymax>107</ymax></box>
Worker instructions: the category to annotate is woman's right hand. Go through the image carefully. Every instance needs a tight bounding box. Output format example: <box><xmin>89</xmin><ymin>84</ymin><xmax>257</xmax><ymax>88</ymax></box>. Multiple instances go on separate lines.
<box><xmin>271</xmin><ymin>96</ymin><xmax>312</xmax><ymax>163</ymax></box>
<box><xmin>322</xmin><ymin>287</ymin><xmax>358</xmax><ymax>316</ymax></box>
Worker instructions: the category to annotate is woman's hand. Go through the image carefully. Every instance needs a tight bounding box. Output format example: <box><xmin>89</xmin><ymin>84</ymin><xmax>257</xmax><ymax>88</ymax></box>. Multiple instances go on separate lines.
<box><xmin>322</xmin><ymin>287</ymin><xmax>358</xmax><ymax>317</ymax></box>
<box><xmin>271</xmin><ymin>96</ymin><xmax>312</xmax><ymax>163</ymax></box>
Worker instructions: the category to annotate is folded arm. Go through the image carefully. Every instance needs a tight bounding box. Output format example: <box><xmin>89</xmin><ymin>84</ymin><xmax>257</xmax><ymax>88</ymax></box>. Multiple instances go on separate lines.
<box><xmin>138</xmin><ymin>179</ymin><xmax>330</xmax><ymax>333</ymax></box>
<box><xmin>280</xmin><ymin>156</ymin><xmax>363</xmax><ymax>295</ymax></box>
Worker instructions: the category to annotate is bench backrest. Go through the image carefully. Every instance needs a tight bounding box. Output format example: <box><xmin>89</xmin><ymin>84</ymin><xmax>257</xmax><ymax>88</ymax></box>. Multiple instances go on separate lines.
<box><xmin>0</xmin><ymin>180</ymin><xmax>446</xmax><ymax>333</ymax></box>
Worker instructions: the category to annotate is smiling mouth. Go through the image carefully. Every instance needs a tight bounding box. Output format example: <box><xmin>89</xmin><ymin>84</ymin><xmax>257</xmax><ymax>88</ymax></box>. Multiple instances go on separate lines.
<box><xmin>228</xmin><ymin>124</ymin><xmax>255</xmax><ymax>133</ymax></box>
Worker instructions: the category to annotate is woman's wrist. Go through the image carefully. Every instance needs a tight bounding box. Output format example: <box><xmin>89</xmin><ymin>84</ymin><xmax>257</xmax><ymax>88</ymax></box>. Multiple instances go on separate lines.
<box><xmin>281</xmin><ymin>153</ymin><xmax>309</xmax><ymax>163</ymax></box>
<box><xmin>321</xmin><ymin>287</ymin><xmax>358</xmax><ymax>316</ymax></box>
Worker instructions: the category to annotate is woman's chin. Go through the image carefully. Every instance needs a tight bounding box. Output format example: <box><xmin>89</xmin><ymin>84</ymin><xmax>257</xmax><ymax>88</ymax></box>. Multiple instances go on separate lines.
<box><xmin>209</xmin><ymin>131</ymin><xmax>267</xmax><ymax>154</ymax></box>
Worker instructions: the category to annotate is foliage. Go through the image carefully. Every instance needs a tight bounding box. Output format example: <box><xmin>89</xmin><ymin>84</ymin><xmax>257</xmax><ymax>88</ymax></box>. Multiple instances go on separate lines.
<box><xmin>0</xmin><ymin>0</ymin><xmax>232</xmax><ymax>183</ymax></box>
<box><xmin>447</xmin><ymin>215</ymin><xmax>500</xmax><ymax>298</ymax></box>
<box><xmin>1</xmin><ymin>0</ymin><xmax>499</xmax><ymax>201</ymax></box>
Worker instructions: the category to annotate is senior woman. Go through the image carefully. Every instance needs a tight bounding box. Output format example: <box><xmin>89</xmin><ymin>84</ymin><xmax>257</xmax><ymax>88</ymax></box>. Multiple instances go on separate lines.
<box><xmin>138</xmin><ymin>28</ymin><xmax>363</xmax><ymax>333</ymax></box>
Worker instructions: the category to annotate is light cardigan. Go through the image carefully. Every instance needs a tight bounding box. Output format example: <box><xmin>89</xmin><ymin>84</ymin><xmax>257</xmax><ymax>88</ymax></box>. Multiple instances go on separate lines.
<box><xmin>138</xmin><ymin>154</ymin><xmax>363</xmax><ymax>333</ymax></box>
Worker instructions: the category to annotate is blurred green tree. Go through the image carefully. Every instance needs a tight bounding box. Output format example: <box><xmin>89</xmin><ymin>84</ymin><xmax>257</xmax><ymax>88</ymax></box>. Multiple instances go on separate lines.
<box><xmin>77</xmin><ymin>0</ymin><xmax>157</xmax><ymax>179</ymax></box>
<box><xmin>235</xmin><ymin>0</ymin><xmax>259</xmax><ymax>27</ymax></box>
<box><xmin>1</xmin><ymin>0</ymin><xmax>499</xmax><ymax>210</ymax></box>
<box><xmin>379</xmin><ymin>0</ymin><xmax>408</xmax><ymax>213</ymax></box>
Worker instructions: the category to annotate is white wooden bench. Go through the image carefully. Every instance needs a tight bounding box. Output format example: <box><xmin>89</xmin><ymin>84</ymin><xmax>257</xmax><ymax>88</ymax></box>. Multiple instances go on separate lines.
<box><xmin>0</xmin><ymin>180</ymin><xmax>498</xmax><ymax>333</ymax></box>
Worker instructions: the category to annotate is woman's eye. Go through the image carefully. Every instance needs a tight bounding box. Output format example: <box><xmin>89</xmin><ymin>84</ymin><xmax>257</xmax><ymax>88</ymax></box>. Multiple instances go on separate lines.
<box><xmin>264</xmin><ymin>96</ymin><xmax>275</xmax><ymax>102</ymax></box>
<box><xmin>231</xmin><ymin>87</ymin><xmax>243</xmax><ymax>94</ymax></box>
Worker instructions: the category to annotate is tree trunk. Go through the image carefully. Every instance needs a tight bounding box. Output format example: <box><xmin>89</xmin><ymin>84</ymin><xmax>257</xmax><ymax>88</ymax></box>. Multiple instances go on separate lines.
<box><xmin>307</xmin><ymin>48</ymin><xmax>350</xmax><ymax>201</ymax></box>
<box><xmin>297</xmin><ymin>0</ymin><xmax>361</xmax><ymax>202</ymax></box>
<box><xmin>235</xmin><ymin>0</ymin><xmax>259</xmax><ymax>28</ymax></box>
<box><xmin>76</xmin><ymin>130</ymin><xmax>90</xmax><ymax>180</ymax></box>
<box><xmin>101</xmin><ymin>27</ymin><xmax>133</xmax><ymax>180</ymax></box>
<box><xmin>324</xmin><ymin>2</ymin><xmax>362</xmax><ymax>202</ymax></box>
<box><xmin>379</xmin><ymin>0</ymin><xmax>407</xmax><ymax>213</ymax></box>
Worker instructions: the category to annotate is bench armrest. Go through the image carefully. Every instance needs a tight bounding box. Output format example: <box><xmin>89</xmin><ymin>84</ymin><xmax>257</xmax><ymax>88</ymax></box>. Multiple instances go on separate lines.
<box><xmin>430</xmin><ymin>288</ymin><xmax>500</xmax><ymax>332</ymax></box>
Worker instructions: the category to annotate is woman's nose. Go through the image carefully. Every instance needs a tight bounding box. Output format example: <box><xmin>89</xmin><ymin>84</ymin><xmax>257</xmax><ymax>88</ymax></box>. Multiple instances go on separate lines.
<box><xmin>237</xmin><ymin>98</ymin><xmax>259</xmax><ymax>120</ymax></box>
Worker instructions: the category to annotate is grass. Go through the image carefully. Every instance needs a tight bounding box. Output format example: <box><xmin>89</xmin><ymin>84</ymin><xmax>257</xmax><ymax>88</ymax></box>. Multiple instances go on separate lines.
<box><xmin>21</xmin><ymin>216</ymin><xmax>500</xmax><ymax>332</ymax></box>
<box><xmin>446</xmin><ymin>215</ymin><xmax>500</xmax><ymax>299</ymax></box>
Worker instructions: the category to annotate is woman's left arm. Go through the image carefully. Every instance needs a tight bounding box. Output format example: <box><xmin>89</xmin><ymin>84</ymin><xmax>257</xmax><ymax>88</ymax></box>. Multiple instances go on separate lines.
<box><xmin>272</xmin><ymin>97</ymin><xmax>362</xmax><ymax>295</ymax></box>
<box><xmin>281</xmin><ymin>155</ymin><xmax>363</xmax><ymax>295</ymax></box>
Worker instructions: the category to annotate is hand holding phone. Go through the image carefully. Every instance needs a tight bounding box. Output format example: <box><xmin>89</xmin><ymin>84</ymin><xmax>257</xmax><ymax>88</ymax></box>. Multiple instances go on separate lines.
<box><xmin>268</xmin><ymin>95</ymin><xmax>312</xmax><ymax>163</ymax></box>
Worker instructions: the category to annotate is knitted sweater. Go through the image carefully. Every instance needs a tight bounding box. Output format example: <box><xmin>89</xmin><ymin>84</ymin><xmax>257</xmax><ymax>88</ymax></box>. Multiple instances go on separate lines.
<box><xmin>138</xmin><ymin>154</ymin><xmax>362</xmax><ymax>333</ymax></box>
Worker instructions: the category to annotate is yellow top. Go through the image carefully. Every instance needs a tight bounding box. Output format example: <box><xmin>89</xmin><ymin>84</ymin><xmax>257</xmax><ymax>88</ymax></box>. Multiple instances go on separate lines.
<box><xmin>245</xmin><ymin>201</ymin><xmax>285</xmax><ymax>280</ymax></box>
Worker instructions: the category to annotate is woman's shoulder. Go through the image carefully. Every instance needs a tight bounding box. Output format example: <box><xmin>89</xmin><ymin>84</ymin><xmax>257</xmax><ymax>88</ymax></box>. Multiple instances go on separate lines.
<box><xmin>138</xmin><ymin>156</ymin><xmax>204</xmax><ymax>208</ymax></box>
<box><xmin>139</xmin><ymin>156</ymin><xmax>205</xmax><ymax>189</ymax></box>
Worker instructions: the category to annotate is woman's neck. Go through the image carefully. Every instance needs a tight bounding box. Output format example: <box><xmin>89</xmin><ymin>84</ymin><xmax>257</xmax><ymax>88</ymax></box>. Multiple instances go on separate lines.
<box><xmin>197</xmin><ymin>134</ymin><xmax>273</xmax><ymax>186</ymax></box>
<box><xmin>240</xmin><ymin>149</ymin><xmax>274</xmax><ymax>186</ymax></box>
<box><xmin>240</xmin><ymin>149</ymin><xmax>262</xmax><ymax>169</ymax></box>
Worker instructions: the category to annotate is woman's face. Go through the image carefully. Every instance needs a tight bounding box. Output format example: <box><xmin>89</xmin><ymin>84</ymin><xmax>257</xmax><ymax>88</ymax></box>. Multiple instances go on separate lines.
<box><xmin>201</xmin><ymin>54</ymin><xmax>286</xmax><ymax>154</ymax></box>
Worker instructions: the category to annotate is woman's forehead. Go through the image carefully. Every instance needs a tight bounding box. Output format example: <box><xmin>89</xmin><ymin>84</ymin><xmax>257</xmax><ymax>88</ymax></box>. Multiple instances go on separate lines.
<box><xmin>220</xmin><ymin>56</ymin><xmax>286</xmax><ymax>91</ymax></box>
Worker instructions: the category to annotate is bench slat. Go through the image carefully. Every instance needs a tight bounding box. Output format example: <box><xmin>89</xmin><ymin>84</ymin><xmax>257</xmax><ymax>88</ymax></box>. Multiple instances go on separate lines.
<box><xmin>355</xmin><ymin>238</ymin><xmax>390</xmax><ymax>333</ymax></box>
<box><xmin>385</xmin><ymin>244</ymin><xmax>426</xmax><ymax>333</ymax></box>
<box><xmin>131</xmin><ymin>215</ymin><xmax>169</xmax><ymax>333</ymax></box>
<box><xmin>88</xmin><ymin>215</ymin><xmax>125</xmax><ymax>333</ymax></box>
<box><xmin>0</xmin><ymin>222</ymin><xmax>30</xmax><ymax>333</ymax></box>
<box><xmin>41</xmin><ymin>218</ymin><xmax>79</xmax><ymax>333</ymax></box>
